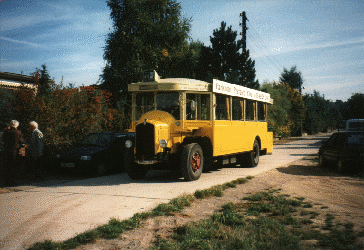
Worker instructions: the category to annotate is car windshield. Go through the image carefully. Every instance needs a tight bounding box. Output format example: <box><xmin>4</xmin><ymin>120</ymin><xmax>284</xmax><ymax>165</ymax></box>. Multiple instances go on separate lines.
<box><xmin>348</xmin><ymin>122</ymin><xmax>364</xmax><ymax>131</ymax></box>
<box><xmin>79</xmin><ymin>133</ymin><xmax>115</xmax><ymax>147</ymax></box>
<box><xmin>347</xmin><ymin>134</ymin><xmax>364</xmax><ymax>146</ymax></box>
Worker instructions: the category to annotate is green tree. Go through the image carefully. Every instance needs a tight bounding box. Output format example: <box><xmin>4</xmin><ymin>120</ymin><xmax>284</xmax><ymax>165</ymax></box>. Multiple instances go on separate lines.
<box><xmin>279</xmin><ymin>66</ymin><xmax>303</xmax><ymax>91</ymax></box>
<box><xmin>194</xmin><ymin>43</ymin><xmax>215</xmax><ymax>83</ymax></box>
<box><xmin>207</xmin><ymin>21</ymin><xmax>259</xmax><ymax>89</ymax></box>
<box><xmin>345</xmin><ymin>93</ymin><xmax>364</xmax><ymax>119</ymax></box>
<box><xmin>0</xmin><ymin>88</ymin><xmax>14</xmax><ymax>125</ymax></box>
<box><xmin>303</xmin><ymin>91</ymin><xmax>330</xmax><ymax>134</ymax></box>
<box><xmin>262</xmin><ymin>82</ymin><xmax>291</xmax><ymax>137</ymax></box>
<box><xmin>101</xmin><ymin>0</ymin><xmax>191</xmax><ymax>97</ymax></box>
<box><xmin>237</xmin><ymin>49</ymin><xmax>259</xmax><ymax>89</ymax></box>
<box><xmin>38</xmin><ymin>64</ymin><xmax>54</xmax><ymax>96</ymax></box>
<box><xmin>262</xmin><ymin>81</ymin><xmax>305</xmax><ymax>137</ymax></box>
<box><xmin>209</xmin><ymin>21</ymin><xmax>240</xmax><ymax>81</ymax></box>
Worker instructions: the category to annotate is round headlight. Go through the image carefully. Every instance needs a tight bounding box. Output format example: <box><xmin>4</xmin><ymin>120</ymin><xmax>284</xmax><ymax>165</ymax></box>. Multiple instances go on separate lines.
<box><xmin>125</xmin><ymin>140</ymin><xmax>133</xmax><ymax>148</ymax></box>
<box><xmin>159</xmin><ymin>139</ymin><xmax>168</xmax><ymax>148</ymax></box>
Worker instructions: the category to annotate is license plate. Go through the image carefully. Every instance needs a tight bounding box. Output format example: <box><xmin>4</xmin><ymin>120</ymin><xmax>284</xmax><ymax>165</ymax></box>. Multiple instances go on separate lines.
<box><xmin>61</xmin><ymin>162</ymin><xmax>75</xmax><ymax>168</ymax></box>
<box><xmin>138</xmin><ymin>160</ymin><xmax>155</xmax><ymax>165</ymax></box>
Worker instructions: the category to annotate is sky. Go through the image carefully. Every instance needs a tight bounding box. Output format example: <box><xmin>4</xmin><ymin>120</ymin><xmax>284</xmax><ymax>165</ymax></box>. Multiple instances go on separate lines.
<box><xmin>0</xmin><ymin>0</ymin><xmax>363</xmax><ymax>102</ymax></box>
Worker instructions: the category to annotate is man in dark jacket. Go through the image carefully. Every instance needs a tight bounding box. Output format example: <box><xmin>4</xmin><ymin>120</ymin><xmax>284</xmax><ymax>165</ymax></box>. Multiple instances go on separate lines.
<box><xmin>28</xmin><ymin>121</ymin><xmax>44</xmax><ymax>181</ymax></box>
<box><xmin>2</xmin><ymin>120</ymin><xmax>24</xmax><ymax>186</ymax></box>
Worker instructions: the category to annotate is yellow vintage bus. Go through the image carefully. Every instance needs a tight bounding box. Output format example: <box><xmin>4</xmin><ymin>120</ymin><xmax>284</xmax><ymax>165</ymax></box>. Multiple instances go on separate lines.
<box><xmin>126</xmin><ymin>70</ymin><xmax>273</xmax><ymax>181</ymax></box>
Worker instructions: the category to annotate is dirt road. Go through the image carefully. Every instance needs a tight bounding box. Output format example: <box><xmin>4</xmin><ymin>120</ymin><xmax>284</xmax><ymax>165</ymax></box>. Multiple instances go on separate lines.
<box><xmin>75</xmin><ymin>156</ymin><xmax>364</xmax><ymax>249</ymax></box>
<box><xmin>1</xmin><ymin>134</ymin><xmax>329</xmax><ymax>249</ymax></box>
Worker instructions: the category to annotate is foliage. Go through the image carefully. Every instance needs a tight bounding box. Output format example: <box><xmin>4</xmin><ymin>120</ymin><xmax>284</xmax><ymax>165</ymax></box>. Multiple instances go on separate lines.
<box><xmin>279</xmin><ymin>66</ymin><xmax>303</xmax><ymax>91</ymax></box>
<box><xmin>209</xmin><ymin>21</ymin><xmax>240</xmax><ymax>82</ymax></box>
<box><xmin>193</xmin><ymin>43</ymin><xmax>215</xmax><ymax>82</ymax></box>
<box><xmin>284</xmin><ymin>83</ymin><xmax>305</xmax><ymax>136</ymax></box>
<box><xmin>101</xmin><ymin>0</ymin><xmax>191</xmax><ymax>97</ymax></box>
<box><xmin>303</xmin><ymin>91</ymin><xmax>331</xmax><ymax>134</ymax></box>
<box><xmin>38</xmin><ymin>64</ymin><xmax>54</xmax><ymax>96</ymax></box>
<box><xmin>0</xmin><ymin>88</ymin><xmax>15</xmax><ymax>125</ymax></box>
<box><xmin>345</xmin><ymin>93</ymin><xmax>364</xmax><ymax>119</ymax></box>
<box><xmin>201</xmin><ymin>21</ymin><xmax>259</xmax><ymax>89</ymax></box>
<box><xmin>262</xmin><ymin>82</ymin><xmax>305</xmax><ymax>137</ymax></box>
<box><xmin>8</xmin><ymin>74</ymin><xmax>124</xmax><ymax>159</ymax></box>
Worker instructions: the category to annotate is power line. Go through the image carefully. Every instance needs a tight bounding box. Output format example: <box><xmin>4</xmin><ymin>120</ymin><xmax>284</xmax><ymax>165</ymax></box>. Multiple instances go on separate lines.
<box><xmin>247</xmin><ymin>21</ymin><xmax>285</xmax><ymax>75</ymax></box>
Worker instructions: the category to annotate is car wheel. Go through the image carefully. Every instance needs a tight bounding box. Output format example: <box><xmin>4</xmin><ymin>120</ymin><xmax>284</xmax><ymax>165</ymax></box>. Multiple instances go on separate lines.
<box><xmin>180</xmin><ymin>143</ymin><xmax>204</xmax><ymax>181</ymax></box>
<box><xmin>246</xmin><ymin>139</ymin><xmax>260</xmax><ymax>168</ymax></box>
<box><xmin>126</xmin><ymin>162</ymin><xmax>148</xmax><ymax>180</ymax></box>
<box><xmin>319</xmin><ymin>154</ymin><xmax>326</xmax><ymax>167</ymax></box>
<box><xmin>336</xmin><ymin>160</ymin><xmax>345</xmax><ymax>174</ymax></box>
<box><xmin>95</xmin><ymin>163</ymin><xmax>107</xmax><ymax>176</ymax></box>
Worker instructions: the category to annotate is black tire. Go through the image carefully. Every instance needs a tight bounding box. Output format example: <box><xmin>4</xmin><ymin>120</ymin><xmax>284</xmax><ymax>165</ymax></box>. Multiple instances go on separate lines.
<box><xmin>93</xmin><ymin>163</ymin><xmax>107</xmax><ymax>176</ymax></box>
<box><xmin>123</xmin><ymin>150</ymin><xmax>134</xmax><ymax>172</ymax></box>
<box><xmin>246</xmin><ymin>139</ymin><xmax>260</xmax><ymax>168</ymax></box>
<box><xmin>318</xmin><ymin>154</ymin><xmax>326</xmax><ymax>167</ymax></box>
<box><xmin>126</xmin><ymin>162</ymin><xmax>148</xmax><ymax>180</ymax></box>
<box><xmin>180</xmin><ymin>143</ymin><xmax>204</xmax><ymax>181</ymax></box>
<box><xmin>336</xmin><ymin>159</ymin><xmax>345</xmax><ymax>174</ymax></box>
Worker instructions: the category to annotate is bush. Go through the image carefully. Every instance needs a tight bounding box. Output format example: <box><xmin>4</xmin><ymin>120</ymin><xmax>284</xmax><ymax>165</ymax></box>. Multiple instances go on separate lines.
<box><xmin>9</xmin><ymin>84</ymin><xmax>125</xmax><ymax>164</ymax></box>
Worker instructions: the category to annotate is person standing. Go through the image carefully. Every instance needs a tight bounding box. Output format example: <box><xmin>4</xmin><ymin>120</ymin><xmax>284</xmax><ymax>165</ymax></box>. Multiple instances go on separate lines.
<box><xmin>28</xmin><ymin>121</ymin><xmax>44</xmax><ymax>181</ymax></box>
<box><xmin>0</xmin><ymin>122</ymin><xmax>10</xmax><ymax>152</ymax></box>
<box><xmin>2</xmin><ymin>120</ymin><xmax>24</xmax><ymax>186</ymax></box>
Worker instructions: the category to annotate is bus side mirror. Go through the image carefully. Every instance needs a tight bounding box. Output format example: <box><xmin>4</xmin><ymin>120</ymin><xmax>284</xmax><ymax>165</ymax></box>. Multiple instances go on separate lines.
<box><xmin>190</xmin><ymin>100</ymin><xmax>196</xmax><ymax>111</ymax></box>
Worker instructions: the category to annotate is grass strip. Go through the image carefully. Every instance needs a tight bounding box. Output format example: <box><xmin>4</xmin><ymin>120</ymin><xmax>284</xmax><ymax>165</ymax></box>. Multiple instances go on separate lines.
<box><xmin>151</xmin><ymin>190</ymin><xmax>364</xmax><ymax>250</ymax></box>
<box><xmin>27</xmin><ymin>176</ymin><xmax>254</xmax><ymax>250</ymax></box>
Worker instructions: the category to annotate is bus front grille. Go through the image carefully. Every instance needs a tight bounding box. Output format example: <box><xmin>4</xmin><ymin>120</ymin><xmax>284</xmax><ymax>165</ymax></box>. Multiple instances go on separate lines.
<box><xmin>136</xmin><ymin>123</ymin><xmax>155</xmax><ymax>159</ymax></box>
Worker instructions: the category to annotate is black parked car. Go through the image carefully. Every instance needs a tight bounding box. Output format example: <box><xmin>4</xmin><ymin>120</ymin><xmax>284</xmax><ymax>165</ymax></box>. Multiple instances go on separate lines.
<box><xmin>56</xmin><ymin>132</ymin><xmax>135</xmax><ymax>175</ymax></box>
<box><xmin>0</xmin><ymin>130</ymin><xmax>3</xmax><ymax>152</ymax></box>
<box><xmin>319</xmin><ymin>132</ymin><xmax>364</xmax><ymax>173</ymax></box>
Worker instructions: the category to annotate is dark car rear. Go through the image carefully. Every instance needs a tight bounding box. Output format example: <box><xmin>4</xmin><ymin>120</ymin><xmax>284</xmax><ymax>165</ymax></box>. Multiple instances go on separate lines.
<box><xmin>319</xmin><ymin>132</ymin><xmax>364</xmax><ymax>173</ymax></box>
<box><xmin>56</xmin><ymin>132</ymin><xmax>134</xmax><ymax>175</ymax></box>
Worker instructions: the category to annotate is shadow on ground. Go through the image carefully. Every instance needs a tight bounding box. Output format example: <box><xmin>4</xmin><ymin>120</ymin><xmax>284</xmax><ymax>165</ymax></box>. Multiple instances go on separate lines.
<box><xmin>276</xmin><ymin>157</ymin><xmax>363</xmax><ymax>179</ymax></box>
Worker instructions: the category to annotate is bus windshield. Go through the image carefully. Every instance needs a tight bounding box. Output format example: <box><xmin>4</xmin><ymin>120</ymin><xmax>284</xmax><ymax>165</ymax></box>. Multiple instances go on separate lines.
<box><xmin>156</xmin><ymin>92</ymin><xmax>180</xmax><ymax>120</ymax></box>
<box><xmin>136</xmin><ymin>93</ymin><xmax>154</xmax><ymax>121</ymax></box>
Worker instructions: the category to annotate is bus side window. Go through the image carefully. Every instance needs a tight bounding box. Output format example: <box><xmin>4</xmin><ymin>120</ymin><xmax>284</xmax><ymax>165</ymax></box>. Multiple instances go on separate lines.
<box><xmin>216</xmin><ymin>94</ymin><xmax>229</xmax><ymax>120</ymax></box>
<box><xmin>245</xmin><ymin>99</ymin><xmax>255</xmax><ymax>121</ymax></box>
<box><xmin>200</xmin><ymin>94</ymin><xmax>210</xmax><ymax>120</ymax></box>
<box><xmin>186</xmin><ymin>94</ymin><xmax>196</xmax><ymax>120</ymax></box>
<box><xmin>258</xmin><ymin>102</ymin><xmax>266</xmax><ymax>121</ymax></box>
<box><xmin>232</xmin><ymin>97</ymin><xmax>243</xmax><ymax>120</ymax></box>
<box><xmin>186</xmin><ymin>94</ymin><xmax>211</xmax><ymax>120</ymax></box>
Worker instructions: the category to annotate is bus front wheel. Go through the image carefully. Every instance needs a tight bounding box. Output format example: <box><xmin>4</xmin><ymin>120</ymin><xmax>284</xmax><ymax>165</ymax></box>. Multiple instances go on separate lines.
<box><xmin>247</xmin><ymin>139</ymin><xmax>260</xmax><ymax>168</ymax></box>
<box><xmin>181</xmin><ymin>143</ymin><xmax>204</xmax><ymax>181</ymax></box>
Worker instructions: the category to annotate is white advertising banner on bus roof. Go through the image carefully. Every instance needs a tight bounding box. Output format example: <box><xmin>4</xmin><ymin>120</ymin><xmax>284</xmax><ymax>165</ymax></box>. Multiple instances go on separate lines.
<box><xmin>213</xmin><ymin>79</ymin><xmax>273</xmax><ymax>104</ymax></box>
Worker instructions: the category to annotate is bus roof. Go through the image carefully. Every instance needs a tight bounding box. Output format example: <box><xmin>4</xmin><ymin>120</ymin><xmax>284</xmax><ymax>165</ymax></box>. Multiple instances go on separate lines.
<box><xmin>128</xmin><ymin>78</ymin><xmax>211</xmax><ymax>92</ymax></box>
<box><xmin>128</xmin><ymin>75</ymin><xmax>273</xmax><ymax>104</ymax></box>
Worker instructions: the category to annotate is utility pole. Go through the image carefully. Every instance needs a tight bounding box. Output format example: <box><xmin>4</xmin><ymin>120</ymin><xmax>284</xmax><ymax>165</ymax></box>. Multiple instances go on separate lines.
<box><xmin>239</xmin><ymin>11</ymin><xmax>248</xmax><ymax>53</ymax></box>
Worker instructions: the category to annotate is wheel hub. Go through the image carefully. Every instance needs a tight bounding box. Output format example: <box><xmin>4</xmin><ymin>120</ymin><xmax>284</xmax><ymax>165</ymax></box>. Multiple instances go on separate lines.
<box><xmin>191</xmin><ymin>152</ymin><xmax>201</xmax><ymax>172</ymax></box>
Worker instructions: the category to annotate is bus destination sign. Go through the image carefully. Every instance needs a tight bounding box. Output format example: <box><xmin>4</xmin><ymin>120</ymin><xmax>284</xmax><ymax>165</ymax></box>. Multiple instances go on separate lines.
<box><xmin>213</xmin><ymin>79</ymin><xmax>273</xmax><ymax>104</ymax></box>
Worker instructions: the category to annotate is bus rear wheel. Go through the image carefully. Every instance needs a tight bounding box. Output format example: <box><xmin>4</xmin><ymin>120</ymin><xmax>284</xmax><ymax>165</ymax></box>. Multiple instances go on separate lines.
<box><xmin>181</xmin><ymin>143</ymin><xmax>204</xmax><ymax>181</ymax></box>
<box><xmin>247</xmin><ymin>139</ymin><xmax>260</xmax><ymax>168</ymax></box>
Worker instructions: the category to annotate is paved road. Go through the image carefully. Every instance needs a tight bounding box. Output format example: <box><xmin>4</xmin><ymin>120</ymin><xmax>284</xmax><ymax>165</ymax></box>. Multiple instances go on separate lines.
<box><xmin>0</xmin><ymin>134</ymin><xmax>329</xmax><ymax>250</ymax></box>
